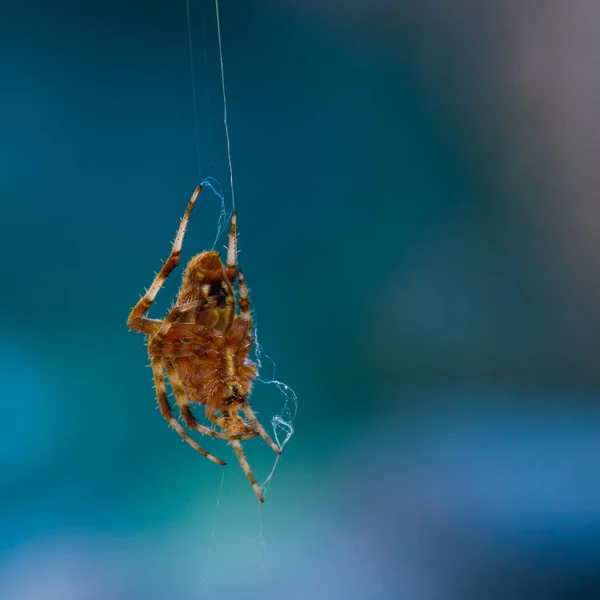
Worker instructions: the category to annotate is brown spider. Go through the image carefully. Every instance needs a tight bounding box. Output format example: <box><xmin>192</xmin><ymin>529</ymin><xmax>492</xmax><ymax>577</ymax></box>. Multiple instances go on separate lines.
<box><xmin>127</xmin><ymin>186</ymin><xmax>280</xmax><ymax>502</ymax></box>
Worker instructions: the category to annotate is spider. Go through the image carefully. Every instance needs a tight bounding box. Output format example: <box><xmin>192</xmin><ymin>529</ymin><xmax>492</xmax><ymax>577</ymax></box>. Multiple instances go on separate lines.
<box><xmin>127</xmin><ymin>186</ymin><xmax>281</xmax><ymax>502</ymax></box>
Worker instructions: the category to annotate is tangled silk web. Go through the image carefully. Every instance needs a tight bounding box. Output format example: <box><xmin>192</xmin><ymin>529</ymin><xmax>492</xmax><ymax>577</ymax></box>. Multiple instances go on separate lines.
<box><xmin>253</xmin><ymin>329</ymin><xmax>297</xmax><ymax>496</ymax></box>
<box><xmin>202</xmin><ymin>178</ymin><xmax>297</xmax><ymax>496</ymax></box>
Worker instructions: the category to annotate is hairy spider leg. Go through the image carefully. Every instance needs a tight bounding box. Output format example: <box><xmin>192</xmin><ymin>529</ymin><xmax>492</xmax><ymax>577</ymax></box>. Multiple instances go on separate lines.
<box><xmin>202</xmin><ymin>210</ymin><xmax>237</xmax><ymax>333</ymax></box>
<box><xmin>236</xmin><ymin>269</ymin><xmax>251</xmax><ymax>320</ymax></box>
<box><xmin>226</xmin><ymin>211</ymin><xmax>237</xmax><ymax>283</ymax></box>
<box><xmin>236</xmin><ymin>269</ymin><xmax>281</xmax><ymax>454</ymax></box>
<box><xmin>149</xmin><ymin>300</ymin><xmax>204</xmax><ymax>349</ymax></box>
<box><xmin>151</xmin><ymin>356</ymin><xmax>226</xmax><ymax>465</ymax></box>
<box><xmin>231</xmin><ymin>439</ymin><xmax>264</xmax><ymax>503</ymax></box>
<box><xmin>241</xmin><ymin>404</ymin><xmax>281</xmax><ymax>455</ymax></box>
<box><xmin>204</xmin><ymin>405</ymin><xmax>258</xmax><ymax>441</ymax></box>
<box><xmin>147</xmin><ymin>301</ymin><xmax>213</xmax><ymax>359</ymax></box>
<box><xmin>127</xmin><ymin>186</ymin><xmax>201</xmax><ymax>333</ymax></box>
<box><xmin>148</xmin><ymin>298</ymin><xmax>224</xmax><ymax>355</ymax></box>
<box><xmin>164</xmin><ymin>359</ymin><xmax>258</xmax><ymax>441</ymax></box>
<box><xmin>218</xmin><ymin>273</ymin><xmax>237</xmax><ymax>332</ymax></box>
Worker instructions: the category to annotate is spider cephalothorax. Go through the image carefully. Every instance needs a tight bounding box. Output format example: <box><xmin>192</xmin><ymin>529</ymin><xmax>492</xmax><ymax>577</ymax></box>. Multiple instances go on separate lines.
<box><xmin>128</xmin><ymin>186</ymin><xmax>280</xmax><ymax>502</ymax></box>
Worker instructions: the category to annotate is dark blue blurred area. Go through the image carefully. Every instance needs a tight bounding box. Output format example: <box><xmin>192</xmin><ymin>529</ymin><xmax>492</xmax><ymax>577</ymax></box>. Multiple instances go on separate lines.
<box><xmin>2</xmin><ymin>1</ymin><xmax>600</xmax><ymax>598</ymax></box>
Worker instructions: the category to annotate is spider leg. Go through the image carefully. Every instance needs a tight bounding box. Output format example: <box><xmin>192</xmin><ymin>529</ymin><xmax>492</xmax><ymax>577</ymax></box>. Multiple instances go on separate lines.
<box><xmin>164</xmin><ymin>359</ymin><xmax>257</xmax><ymax>441</ymax></box>
<box><xmin>232</xmin><ymin>269</ymin><xmax>280</xmax><ymax>454</ymax></box>
<box><xmin>205</xmin><ymin>407</ymin><xmax>258</xmax><ymax>440</ymax></box>
<box><xmin>149</xmin><ymin>300</ymin><xmax>204</xmax><ymax>350</ymax></box>
<box><xmin>236</xmin><ymin>269</ymin><xmax>251</xmax><ymax>322</ymax></box>
<box><xmin>147</xmin><ymin>340</ymin><xmax>202</xmax><ymax>358</ymax></box>
<box><xmin>151</xmin><ymin>356</ymin><xmax>226</xmax><ymax>466</ymax></box>
<box><xmin>226</xmin><ymin>211</ymin><xmax>237</xmax><ymax>283</ymax></box>
<box><xmin>131</xmin><ymin>318</ymin><xmax>163</xmax><ymax>336</ymax></box>
<box><xmin>128</xmin><ymin>186</ymin><xmax>201</xmax><ymax>332</ymax></box>
<box><xmin>231</xmin><ymin>440</ymin><xmax>264</xmax><ymax>503</ymax></box>
<box><xmin>148</xmin><ymin>296</ymin><xmax>229</xmax><ymax>356</ymax></box>
<box><xmin>148</xmin><ymin>299</ymin><xmax>220</xmax><ymax>355</ymax></box>
<box><xmin>241</xmin><ymin>404</ymin><xmax>281</xmax><ymax>455</ymax></box>
<box><xmin>206</xmin><ymin>408</ymin><xmax>238</xmax><ymax>430</ymax></box>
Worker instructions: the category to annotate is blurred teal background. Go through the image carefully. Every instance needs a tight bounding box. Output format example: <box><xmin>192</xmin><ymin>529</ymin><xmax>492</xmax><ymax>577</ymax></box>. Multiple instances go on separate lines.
<box><xmin>2</xmin><ymin>0</ymin><xmax>600</xmax><ymax>598</ymax></box>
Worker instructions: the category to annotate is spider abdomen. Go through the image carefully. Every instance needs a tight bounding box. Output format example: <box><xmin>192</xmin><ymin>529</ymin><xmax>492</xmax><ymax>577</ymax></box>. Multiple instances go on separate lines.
<box><xmin>174</xmin><ymin>346</ymin><xmax>256</xmax><ymax>411</ymax></box>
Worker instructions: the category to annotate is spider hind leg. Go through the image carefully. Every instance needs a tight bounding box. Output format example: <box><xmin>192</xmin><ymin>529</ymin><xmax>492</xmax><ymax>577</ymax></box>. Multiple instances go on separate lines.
<box><xmin>151</xmin><ymin>357</ymin><xmax>226</xmax><ymax>466</ymax></box>
<box><xmin>241</xmin><ymin>403</ymin><xmax>281</xmax><ymax>455</ymax></box>
<box><xmin>231</xmin><ymin>440</ymin><xmax>264</xmax><ymax>503</ymax></box>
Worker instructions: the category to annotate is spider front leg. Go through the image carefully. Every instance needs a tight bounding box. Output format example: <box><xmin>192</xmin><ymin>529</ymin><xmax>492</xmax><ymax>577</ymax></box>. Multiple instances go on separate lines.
<box><xmin>147</xmin><ymin>299</ymin><xmax>219</xmax><ymax>356</ymax></box>
<box><xmin>127</xmin><ymin>186</ymin><xmax>201</xmax><ymax>333</ymax></box>
<box><xmin>148</xmin><ymin>300</ymin><xmax>204</xmax><ymax>352</ymax></box>
<box><xmin>150</xmin><ymin>357</ymin><xmax>226</xmax><ymax>465</ymax></box>
<box><xmin>226</xmin><ymin>211</ymin><xmax>237</xmax><ymax>283</ymax></box>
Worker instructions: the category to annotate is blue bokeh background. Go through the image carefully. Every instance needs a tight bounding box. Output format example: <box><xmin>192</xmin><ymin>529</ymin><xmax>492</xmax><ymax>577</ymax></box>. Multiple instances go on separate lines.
<box><xmin>2</xmin><ymin>1</ymin><xmax>600</xmax><ymax>598</ymax></box>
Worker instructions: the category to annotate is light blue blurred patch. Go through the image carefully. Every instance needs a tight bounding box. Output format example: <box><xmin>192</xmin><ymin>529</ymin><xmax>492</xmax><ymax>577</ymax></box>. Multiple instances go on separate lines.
<box><xmin>0</xmin><ymin>337</ymin><xmax>61</xmax><ymax>478</ymax></box>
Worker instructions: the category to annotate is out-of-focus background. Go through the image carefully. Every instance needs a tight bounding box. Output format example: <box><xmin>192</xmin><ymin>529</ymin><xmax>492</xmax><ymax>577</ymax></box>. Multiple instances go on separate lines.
<box><xmin>2</xmin><ymin>0</ymin><xmax>600</xmax><ymax>598</ymax></box>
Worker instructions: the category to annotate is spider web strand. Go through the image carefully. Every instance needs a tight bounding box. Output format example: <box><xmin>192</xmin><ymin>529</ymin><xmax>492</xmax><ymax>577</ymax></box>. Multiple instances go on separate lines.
<box><xmin>214</xmin><ymin>0</ymin><xmax>236</xmax><ymax>211</ymax></box>
<box><xmin>186</xmin><ymin>0</ymin><xmax>203</xmax><ymax>182</ymax></box>
<box><xmin>253</xmin><ymin>328</ymin><xmax>298</xmax><ymax>499</ymax></box>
